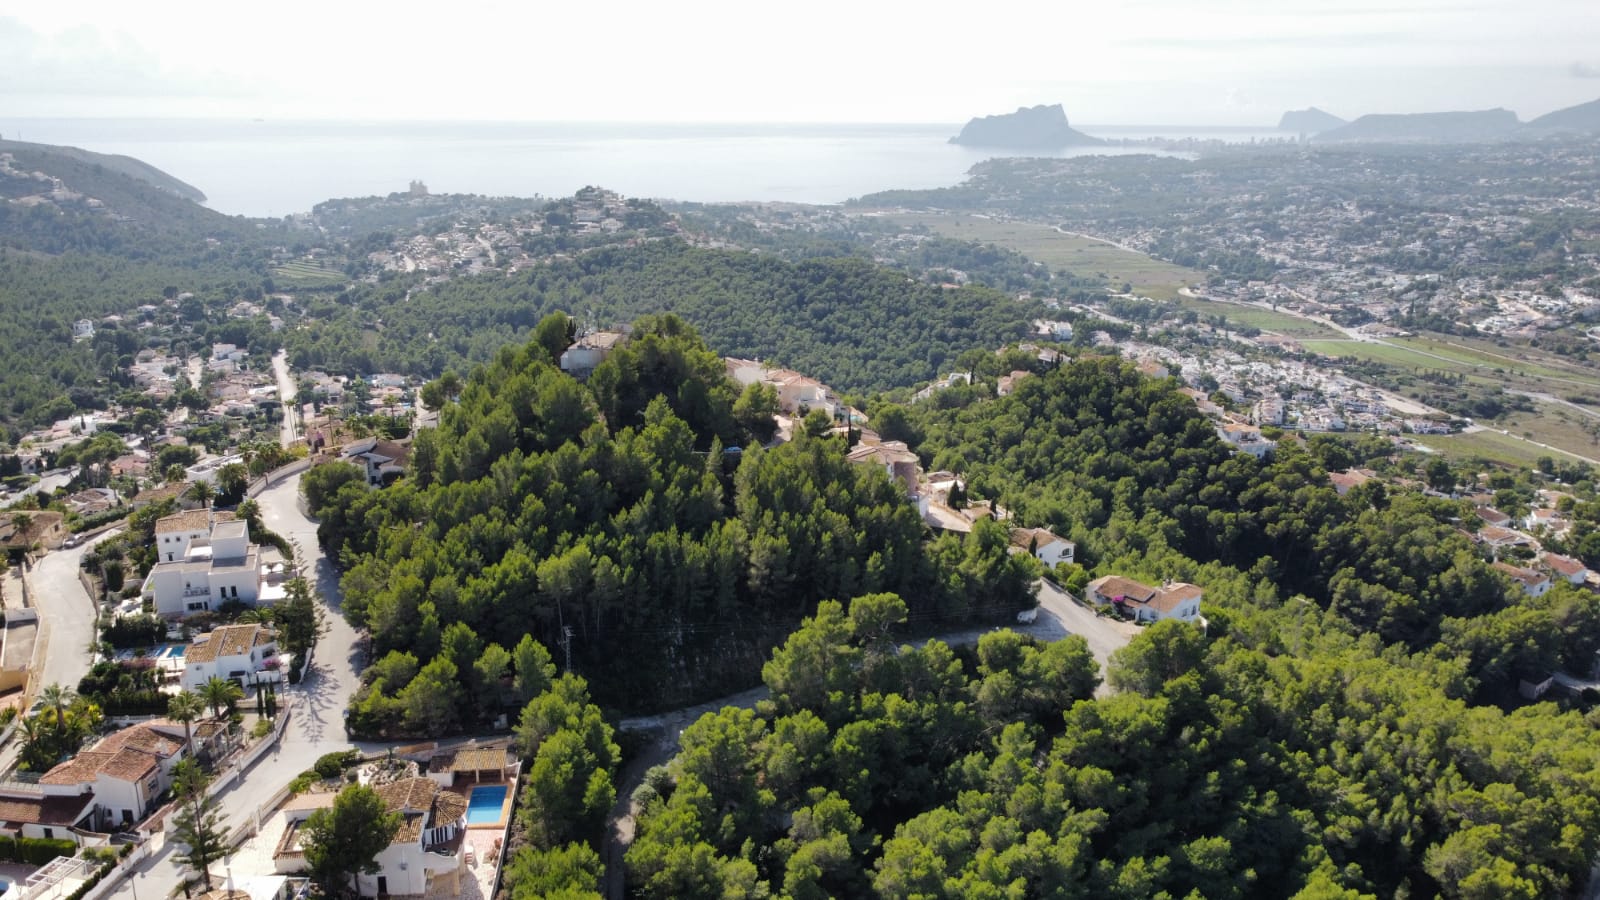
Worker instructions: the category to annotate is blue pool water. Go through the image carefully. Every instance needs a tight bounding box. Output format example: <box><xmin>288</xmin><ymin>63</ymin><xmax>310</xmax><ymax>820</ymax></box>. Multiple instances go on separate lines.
<box><xmin>466</xmin><ymin>785</ymin><xmax>507</xmax><ymax>825</ymax></box>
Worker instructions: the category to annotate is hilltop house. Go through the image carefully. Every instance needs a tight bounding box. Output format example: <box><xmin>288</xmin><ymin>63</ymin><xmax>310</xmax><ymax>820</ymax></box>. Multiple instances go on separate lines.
<box><xmin>142</xmin><ymin>510</ymin><xmax>264</xmax><ymax>617</ymax></box>
<box><xmin>182</xmin><ymin>623</ymin><xmax>283</xmax><ymax>691</ymax></box>
<box><xmin>1009</xmin><ymin>527</ymin><xmax>1075</xmax><ymax>568</ymax></box>
<box><xmin>845</xmin><ymin>440</ymin><xmax>920</xmax><ymax>497</ymax></box>
<box><xmin>1086</xmin><ymin>576</ymin><xmax>1204</xmax><ymax>624</ymax></box>
<box><xmin>559</xmin><ymin>331</ymin><xmax>628</xmax><ymax>378</ymax></box>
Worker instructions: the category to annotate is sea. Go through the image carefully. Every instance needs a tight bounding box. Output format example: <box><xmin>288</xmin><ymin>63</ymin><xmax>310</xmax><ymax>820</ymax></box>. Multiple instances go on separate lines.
<box><xmin>0</xmin><ymin>118</ymin><xmax>1291</xmax><ymax>218</ymax></box>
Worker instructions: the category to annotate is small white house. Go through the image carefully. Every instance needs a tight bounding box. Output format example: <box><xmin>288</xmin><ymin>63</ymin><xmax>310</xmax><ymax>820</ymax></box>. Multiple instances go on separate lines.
<box><xmin>183</xmin><ymin>623</ymin><xmax>283</xmax><ymax>691</ymax></box>
<box><xmin>341</xmin><ymin>438</ymin><xmax>409</xmax><ymax>487</ymax></box>
<box><xmin>1086</xmin><ymin>576</ymin><xmax>1204</xmax><ymax>624</ymax></box>
<box><xmin>1009</xmin><ymin>527</ymin><xmax>1075</xmax><ymax>568</ymax></box>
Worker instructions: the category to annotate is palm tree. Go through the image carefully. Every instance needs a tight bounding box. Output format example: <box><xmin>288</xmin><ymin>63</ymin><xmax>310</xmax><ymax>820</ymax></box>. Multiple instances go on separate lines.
<box><xmin>200</xmin><ymin>676</ymin><xmax>243</xmax><ymax>721</ymax></box>
<box><xmin>187</xmin><ymin>481</ymin><xmax>215</xmax><ymax>510</ymax></box>
<box><xmin>168</xmin><ymin>691</ymin><xmax>204</xmax><ymax>756</ymax></box>
<box><xmin>38</xmin><ymin>683</ymin><xmax>73</xmax><ymax>742</ymax></box>
<box><xmin>165</xmin><ymin>463</ymin><xmax>188</xmax><ymax>485</ymax></box>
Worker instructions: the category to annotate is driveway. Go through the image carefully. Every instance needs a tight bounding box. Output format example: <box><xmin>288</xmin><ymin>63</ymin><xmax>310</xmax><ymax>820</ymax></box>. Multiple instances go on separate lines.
<box><xmin>1026</xmin><ymin>579</ymin><xmax>1140</xmax><ymax>686</ymax></box>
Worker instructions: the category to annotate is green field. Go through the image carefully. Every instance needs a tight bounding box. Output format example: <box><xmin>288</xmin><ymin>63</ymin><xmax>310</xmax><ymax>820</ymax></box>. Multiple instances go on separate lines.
<box><xmin>1171</xmin><ymin>297</ymin><xmax>1341</xmax><ymax>339</ymax></box>
<box><xmin>1302</xmin><ymin>339</ymin><xmax>1458</xmax><ymax>370</ymax></box>
<box><xmin>1420</xmin><ymin>430</ymin><xmax>1596</xmax><ymax>468</ymax></box>
<box><xmin>273</xmin><ymin>260</ymin><xmax>348</xmax><ymax>287</ymax></box>
<box><xmin>877</xmin><ymin>213</ymin><xmax>1201</xmax><ymax>301</ymax></box>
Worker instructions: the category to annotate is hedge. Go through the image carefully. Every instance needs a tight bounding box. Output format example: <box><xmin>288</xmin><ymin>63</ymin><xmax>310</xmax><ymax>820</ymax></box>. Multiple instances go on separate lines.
<box><xmin>0</xmin><ymin>835</ymin><xmax>78</xmax><ymax>865</ymax></box>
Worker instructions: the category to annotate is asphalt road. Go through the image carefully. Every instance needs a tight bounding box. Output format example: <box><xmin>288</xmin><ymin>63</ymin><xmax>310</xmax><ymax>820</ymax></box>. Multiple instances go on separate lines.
<box><xmin>271</xmin><ymin>350</ymin><xmax>300</xmax><ymax>447</ymax></box>
<box><xmin>101</xmin><ymin>472</ymin><xmax>370</xmax><ymax>900</ymax></box>
<box><xmin>29</xmin><ymin>529</ymin><xmax>122</xmax><ymax>695</ymax></box>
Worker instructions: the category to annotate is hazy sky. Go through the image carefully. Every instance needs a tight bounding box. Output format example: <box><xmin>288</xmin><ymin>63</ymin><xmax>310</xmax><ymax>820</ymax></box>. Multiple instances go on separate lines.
<box><xmin>4</xmin><ymin>0</ymin><xmax>1599</xmax><ymax>124</ymax></box>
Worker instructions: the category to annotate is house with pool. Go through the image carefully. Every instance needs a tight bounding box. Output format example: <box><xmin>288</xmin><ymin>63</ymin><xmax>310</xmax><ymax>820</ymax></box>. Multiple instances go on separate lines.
<box><xmin>271</xmin><ymin>747</ymin><xmax>516</xmax><ymax>898</ymax></box>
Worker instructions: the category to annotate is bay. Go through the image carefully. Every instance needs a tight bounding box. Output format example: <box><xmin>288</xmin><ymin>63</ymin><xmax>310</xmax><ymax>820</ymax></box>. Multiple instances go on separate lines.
<box><xmin>0</xmin><ymin>118</ymin><xmax>1289</xmax><ymax>218</ymax></box>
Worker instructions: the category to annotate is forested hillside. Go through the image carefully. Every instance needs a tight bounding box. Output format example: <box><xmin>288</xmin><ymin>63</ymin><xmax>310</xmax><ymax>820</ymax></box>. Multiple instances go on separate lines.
<box><xmin>890</xmin><ymin>361</ymin><xmax>1599</xmax><ymax>696</ymax></box>
<box><xmin>311</xmin><ymin>315</ymin><xmax>1034</xmax><ymax>722</ymax></box>
<box><xmin>284</xmin><ymin>240</ymin><xmax>1041</xmax><ymax>395</ymax></box>
<box><xmin>600</xmin><ymin>360</ymin><xmax>1600</xmax><ymax>899</ymax></box>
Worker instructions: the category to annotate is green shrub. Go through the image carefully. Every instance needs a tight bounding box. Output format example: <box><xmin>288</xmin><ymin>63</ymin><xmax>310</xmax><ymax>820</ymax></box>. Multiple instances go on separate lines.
<box><xmin>252</xmin><ymin>719</ymin><xmax>274</xmax><ymax>739</ymax></box>
<box><xmin>313</xmin><ymin>750</ymin><xmax>358</xmax><ymax>779</ymax></box>
<box><xmin>17</xmin><ymin>836</ymin><xmax>77</xmax><ymax>865</ymax></box>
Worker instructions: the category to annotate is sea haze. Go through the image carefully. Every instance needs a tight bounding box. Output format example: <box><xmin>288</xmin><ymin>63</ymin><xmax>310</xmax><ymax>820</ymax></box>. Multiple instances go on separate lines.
<box><xmin>0</xmin><ymin>118</ymin><xmax>1282</xmax><ymax>217</ymax></box>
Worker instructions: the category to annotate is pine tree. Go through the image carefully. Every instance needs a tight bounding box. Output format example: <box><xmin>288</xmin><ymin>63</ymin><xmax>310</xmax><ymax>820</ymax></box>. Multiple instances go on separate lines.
<box><xmin>171</xmin><ymin>760</ymin><xmax>228</xmax><ymax>892</ymax></box>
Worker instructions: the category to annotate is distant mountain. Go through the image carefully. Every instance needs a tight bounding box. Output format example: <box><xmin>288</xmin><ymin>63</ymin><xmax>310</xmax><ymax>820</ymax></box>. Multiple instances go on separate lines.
<box><xmin>1314</xmin><ymin>108</ymin><xmax>1521</xmax><ymax>143</ymax></box>
<box><xmin>0</xmin><ymin>139</ymin><xmax>268</xmax><ymax>255</ymax></box>
<box><xmin>0</xmin><ymin>139</ymin><xmax>206</xmax><ymax>203</ymax></box>
<box><xmin>949</xmin><ymin>104</ymin><xmax>1103</xmax><ymax>149</ymax></box>
<box><xmin>1525</xmin><ymin>97</ymin><xmax>1600</xmax><ymax>133</ymax></box>
<box><xmin>1277</xmin><ymin>107</ymin><xmax>1346</xmax><ymax>134</ymax></box>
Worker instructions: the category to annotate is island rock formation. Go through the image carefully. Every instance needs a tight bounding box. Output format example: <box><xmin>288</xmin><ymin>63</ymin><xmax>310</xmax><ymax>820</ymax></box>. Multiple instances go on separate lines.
<box><xmin>949</xmin><ymin>104</ymin><xmax>1103</xmax><ymax>149</ymax></box>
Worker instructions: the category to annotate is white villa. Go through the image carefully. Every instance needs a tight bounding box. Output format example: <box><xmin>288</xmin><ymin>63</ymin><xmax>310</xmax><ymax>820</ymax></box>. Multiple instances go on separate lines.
<box><xmin>142</xmin><ymin>510</ymin><xmax>269</xmax><ymax>618</ymax></box>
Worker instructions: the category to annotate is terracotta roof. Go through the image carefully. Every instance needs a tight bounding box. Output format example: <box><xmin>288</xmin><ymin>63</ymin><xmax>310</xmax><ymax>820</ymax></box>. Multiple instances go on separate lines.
<box><xmin>1087</xmin><ymin>575</ymin><xmax>1156</xmax><ymax>603</ymax></box>
<box><xmin>133</xmin><ymin>482</ymin><xmax>190</xmax><ymax>505</ymax></box>
<box><xmin>1478</xmin><ymin>526</ymin><xmax>1529</xmax><ymax>545</ymax></box>
<box><xmin>448</xmin><ymin>748</ymin><xmax>507</xmax><ymax>773</ymax></box>
<box><xmin>0</xmin><ymin>792</ymin><xmax>94</xmax><ymax>827</ymax></box>
<box><xmin>1544</xmin><ymin>554</ymin><xmax>1589</xmax><ymax>578</ymax></box>
<box><xmin>1329</xmin><ymin>470</ymin><xmax>1372</xmax><ymax>491</ymax></box>
<box><xmin>1010</xmin><ymin>527</ymin><xmax>1069</xmax><ymax>552</ymax></box>
<box><xmin>156</xmin><ymin>509</ymin><xmax>214</xmax><ymax>534</ymax></box>
<box><xmin>93</xmin><ymin>723</ymin><xmax>184</xmax><ymax>759</ymax></box>
<box><xmin>40</xmin><ymin>751</ymin><xmax>117</xmax><ymax>786</ymax></box>
<box><xmin>1474</xmin><ymin>507</ymin><xmax>1510</xmax><ymax>526</ymax></box>
<box><xmin>99</xmin><ymin>748</ymin><xmax>160</xmax><ymax>782</ymax></box>
<box><xmin>188</xmin><ymin>624</ymin><xmax>274</xmax><ymax>664</ymax></box>
<box><xmin>846</xmin><ymin>441</ymin><xmax>918</xmax><ymax>466</ymax></box>
<box><xmin>1494</xmin><ymin>561</ymin><xmax>1550</xmax><ymax>588</ymax></box>
<box><xmin>374</xmin><ymin>777</ymin><xmax>469</xmax><ymax>844</ymax></box>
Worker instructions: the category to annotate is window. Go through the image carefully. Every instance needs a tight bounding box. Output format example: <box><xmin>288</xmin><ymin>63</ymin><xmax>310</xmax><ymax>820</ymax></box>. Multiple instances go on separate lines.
<box><xmin>41</xmin><ymin>828</ymin><xmax>52</xmax><ymax>839</ymax></box>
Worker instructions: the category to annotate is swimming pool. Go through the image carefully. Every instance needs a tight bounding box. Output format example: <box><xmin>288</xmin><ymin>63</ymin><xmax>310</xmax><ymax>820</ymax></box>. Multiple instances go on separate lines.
<box><xmin>465</xmin><ymin>785</ymin><xmax>508</xmax><ymax>825</ymax></box>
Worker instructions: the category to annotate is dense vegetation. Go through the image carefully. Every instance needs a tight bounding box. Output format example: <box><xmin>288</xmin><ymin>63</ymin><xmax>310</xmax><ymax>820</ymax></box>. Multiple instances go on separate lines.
<box><xmin>624</xmin><ymin>593</ymin><xmax>1600</xmax><ymax>899</ymax></box>
<box><xmin>317</xmin><ymin>315</ymin><xmax>1033</xmax><ymax>726</ymax></box>
<box><xmin>612</xmin><ymin>359</ymin><xmax>1600</xmax><ymax>898</ymax></box>
<box><xmin>285</xmin><ymin>240</ymin><xmax>1040</xmax><ymax>395</ymax></box>
<box><xmin>894</xmin><ymin>360</ymin><xmax>1599</xmax><ymax>692</ymax></box>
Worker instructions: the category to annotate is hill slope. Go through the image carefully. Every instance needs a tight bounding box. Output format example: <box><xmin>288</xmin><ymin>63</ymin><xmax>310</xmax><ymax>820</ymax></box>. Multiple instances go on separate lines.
<box><xmin>0</xmin><ymin>139</ymin><xmax>269</xmax><ymax>255</ymax></box>
<box><xmin>1315</xmin><ymin>108</ymin><xmax>1521</xmax><ymax>143</ymax></box>
<box><xmin>1526</xmin><ymin>97</ymin><xmax>1600</xmax><ymax>133</ymax></box>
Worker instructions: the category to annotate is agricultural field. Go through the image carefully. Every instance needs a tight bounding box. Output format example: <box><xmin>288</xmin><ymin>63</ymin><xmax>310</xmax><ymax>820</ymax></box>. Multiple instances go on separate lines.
<box><xmin>1420</xmin><ymin>429</ymin><xmax>1597</xmax><ymax>468</ymax></box>
<box><xmin>272</xmin><ymin>259</ymin><xmax>348</xmax><ymax>287</ymax></box>
<box><xmin>1171</xmin><ymin>296</ymin><xmax>1341</xmax><ymax>339</ymax></box>
<box><xmin>878</xmin><ymin>213</ymin><xmax>1201</xmax><ymax>301</ymax></box>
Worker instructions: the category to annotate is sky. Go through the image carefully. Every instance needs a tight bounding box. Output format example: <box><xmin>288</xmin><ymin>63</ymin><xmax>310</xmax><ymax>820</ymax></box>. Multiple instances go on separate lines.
<box><xmin>3</xmin><ymin>0</ymin><xmax>1600</xmax><ymax>125</ymax></box>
